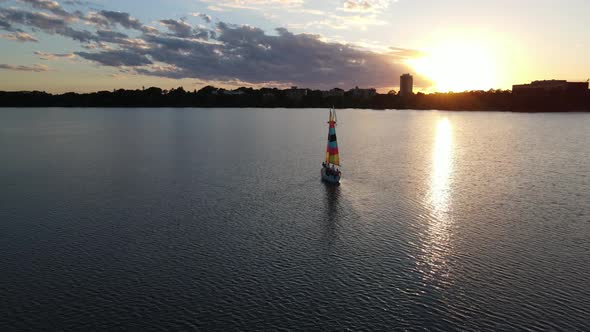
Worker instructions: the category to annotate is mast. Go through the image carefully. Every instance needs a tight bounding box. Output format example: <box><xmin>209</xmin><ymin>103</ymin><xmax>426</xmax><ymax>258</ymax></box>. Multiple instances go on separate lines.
<box><xmin>325</xmin><ymin>108</ymin><xmax>340</xmax><ymax>166</ymax></box>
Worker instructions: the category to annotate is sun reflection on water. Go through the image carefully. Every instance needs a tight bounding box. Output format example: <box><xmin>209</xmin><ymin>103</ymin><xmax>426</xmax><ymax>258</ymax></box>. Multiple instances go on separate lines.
<box><xmin>431</xmin><ymin>118</ymin><xmax>453</xmax><ymax>217</ymax></box>
<box><xmin>421</xmin><ymin>117</ymin><xmax>455</xmax><ymax>284</ymax></box>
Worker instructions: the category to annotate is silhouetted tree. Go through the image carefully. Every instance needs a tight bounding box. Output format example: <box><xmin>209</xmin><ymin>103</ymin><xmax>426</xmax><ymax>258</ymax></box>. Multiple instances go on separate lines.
<box><xmin>0</xmin><ymin>86</ymin><xmax>586</xmax><ymax>111</ymax></box>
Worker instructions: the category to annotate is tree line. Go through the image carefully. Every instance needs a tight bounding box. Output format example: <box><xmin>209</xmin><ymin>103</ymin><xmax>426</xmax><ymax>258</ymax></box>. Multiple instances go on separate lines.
<box><xmin>1</xmin><ymin>86</ymin><xmax>588</xmax><ymax>112</ymax></box>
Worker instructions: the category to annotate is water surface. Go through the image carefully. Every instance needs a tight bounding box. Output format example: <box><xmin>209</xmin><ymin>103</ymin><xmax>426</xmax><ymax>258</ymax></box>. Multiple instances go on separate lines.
<box><xmin>1</xmin><ymin>108</ymin><xmax>589</xmax><ymax>330</ymax></box>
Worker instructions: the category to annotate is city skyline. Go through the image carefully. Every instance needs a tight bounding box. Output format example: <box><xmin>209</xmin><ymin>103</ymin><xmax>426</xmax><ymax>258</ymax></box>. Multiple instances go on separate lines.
<box><xmin>0</xmin><ymin>0</ymin><xmax>589</xmax><ymax>93</ymax></box>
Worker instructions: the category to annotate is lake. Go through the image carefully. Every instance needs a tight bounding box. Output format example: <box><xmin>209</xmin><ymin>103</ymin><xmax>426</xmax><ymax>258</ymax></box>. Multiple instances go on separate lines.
<box><xmin>1</xmin><ymin>108</ymin><xmax>589</xmax><ymax>330</ymax></box>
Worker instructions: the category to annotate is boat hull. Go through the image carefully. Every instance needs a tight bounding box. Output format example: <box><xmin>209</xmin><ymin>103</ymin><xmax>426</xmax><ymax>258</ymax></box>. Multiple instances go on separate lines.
<box><xmin>321</xmin><ymin>168</ymin><xmax>341</xmax><ymax>184</ymax></box>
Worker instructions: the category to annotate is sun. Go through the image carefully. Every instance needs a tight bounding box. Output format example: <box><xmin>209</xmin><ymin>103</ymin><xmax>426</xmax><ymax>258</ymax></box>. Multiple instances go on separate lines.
<box><xmin>408</xmin><ymin>35</ymin><xmax>502</xmax><ymax>92</ymax></box>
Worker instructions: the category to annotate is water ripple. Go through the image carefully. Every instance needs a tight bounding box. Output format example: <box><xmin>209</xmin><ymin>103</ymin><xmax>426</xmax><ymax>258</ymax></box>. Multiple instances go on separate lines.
<box><xmin>1</xmin><ymin>108</ymin><xmax>589</xmax><ymax>330</ymax></box>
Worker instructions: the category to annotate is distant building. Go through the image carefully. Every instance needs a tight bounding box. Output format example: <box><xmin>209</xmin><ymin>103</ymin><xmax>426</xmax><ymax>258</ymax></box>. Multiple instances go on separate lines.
<box><xmin>512</xmin><ymin>80</ymin><xmax>588</xmax><ymax>95</ymax></box>
<box><xmin>285</xmin><ymin>86</ymin><xmax>308</xmax><ymax>101</ymax></box>
<box><xmin>512</xmin><ymin>80</ymin><xmax>589</xmax><ymax>111</ymax></box>
<box><xmin>322</xmin><ymin>88</ymin><xmax>345</xmax><ymax>98</ymax></box>
<box><xmin>349</xmin><ymin>86</ymin><xmax>377</xmax><ymax>99</ymax></box>
<box><xmin>400</xmin><ymin>73</ymin><xmax>413</xmax><ymax>96</ymax></box>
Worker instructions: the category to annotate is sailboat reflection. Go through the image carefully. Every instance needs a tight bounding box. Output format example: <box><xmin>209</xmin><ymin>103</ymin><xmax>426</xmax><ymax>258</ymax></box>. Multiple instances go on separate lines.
<box><xmin>422</xmin><ymin>118</ymin><xmax>455</xmax><ymax>282</ymax></box>
<box><xmin>321</xmin><ymin>184</ymin><xmax>341</xmax><ymax>248</ymax></box>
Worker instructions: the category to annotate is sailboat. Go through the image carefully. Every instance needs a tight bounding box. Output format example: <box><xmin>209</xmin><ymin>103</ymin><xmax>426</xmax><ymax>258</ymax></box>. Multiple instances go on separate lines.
<box><xmin>321</xmin><ymin>108</ymin><xmax>341</xmax><ymax>184</ymax></box>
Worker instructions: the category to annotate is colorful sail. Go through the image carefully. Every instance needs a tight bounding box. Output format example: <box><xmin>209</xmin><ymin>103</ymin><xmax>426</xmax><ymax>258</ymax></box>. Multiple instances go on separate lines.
<box><xmin>325</xmin><ymin>109</ymin><xmax>340</xmax><ymax>166</ymax></box>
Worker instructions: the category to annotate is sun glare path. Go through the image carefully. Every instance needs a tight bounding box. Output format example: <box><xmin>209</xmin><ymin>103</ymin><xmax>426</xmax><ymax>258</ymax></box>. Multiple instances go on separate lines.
<box><xmin>420</xmin><ymin>117</ymin><xmax>455</xmax><ymax>283</ymax></box>
<box><xmin>431</xmin><ymin>117</ymin><xmax>453</xmax><ymax>219</ymax></box>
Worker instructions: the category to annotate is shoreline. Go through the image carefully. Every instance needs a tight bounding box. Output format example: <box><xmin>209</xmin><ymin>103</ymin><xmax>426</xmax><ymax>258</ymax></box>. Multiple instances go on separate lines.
<box><xmin>2</xmin><ymin>88</ymin><xmax>588</xmax><ymax>112</ymax></box>
<box><xmin>1</xmin><ymin>106</ymin><xmax>589</xmax><ymax>113</ymax></box>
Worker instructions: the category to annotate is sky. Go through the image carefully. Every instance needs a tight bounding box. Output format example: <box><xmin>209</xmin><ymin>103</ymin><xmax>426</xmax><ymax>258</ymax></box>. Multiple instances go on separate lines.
<box><xmin>0</xmin><ymin>0</ymin><xmax>588</xmax><ymax>93</ymax></box>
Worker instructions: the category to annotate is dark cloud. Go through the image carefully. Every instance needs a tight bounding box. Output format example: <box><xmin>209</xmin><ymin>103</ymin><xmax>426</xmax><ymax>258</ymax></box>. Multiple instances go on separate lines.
<box><xmin>194</xmin><ymin>27</ymin><xmax>210</xmax><ymax>39</ymax></box>
<box><xmin>0</xmin><ymin>19</ymin><xmax>11</xmax><ymax>30</ymax></box>
<box><xmin>61</xmin><ymin>26</ymin><xmax>94</xmax><ymax>42</ymax></box>
<box><xmin>0</xmin><ymin>8</ymin><xmax>68</xmax><ymax>30</ymax></box>
<box><xmin>160</xmin><ymin>19</ymin><xmax>192</xmax><ymax>38</ymax></box>
<box><xmin>141</xmin><ymin>33</ymin><xmax>206</xmax><ymax>50</ymax></box>
<box><xmin>1</xmin><ymin>2</ymin><xmax>423</xmax><ymax>88</ymax></box>
<box><xmin>95</xmin><ymin>29</ymin><xmax>127</xmax><ymax>42</ymax></box>
<box><xmin>0</xmin><ymin>63</ymin><xmax>50</xmax><ymax>71</ymax></box>
<box><xmin>132</xmin><ymin>22</ymin><xmax>420</xmax><ymax>89</ymax></box>
<box><xmin>98</xmin><ymin>10</ymin><xmax>143</xmax><ymax>30</ymax></box>
<box><xmin>75</xmin><ymin>50</ymin><xmax>152</xmax><ymax>66</ymax></box>
<box><xmin>0</xmin><ymin>7</ymin><xmax>110</xmax><ymax>42</ymax></box>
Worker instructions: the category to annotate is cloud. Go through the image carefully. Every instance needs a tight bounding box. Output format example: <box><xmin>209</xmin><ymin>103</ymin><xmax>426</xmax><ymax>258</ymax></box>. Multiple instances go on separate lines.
<box><xmin>341</xmin><ymin>0</ymin><xmax>393</xmax><ymax>13</ymax></box>
<box><xmin>207</xmin><ymin>5</ymin><xmax>226</xmax><ymax>12</ymax></box>
<box><xmin>0</xmin><ymin>63</ymin><xmax>50</xmax><ymax>72</ymax></box>
<box><xmin>63</xmin><ymin>0</ymin><xmax>95</xmax><ymax>5</ymax></box>
<box><xmin>158</xmin><ymin>19</ymin><xmax>210</xmax><ymax>39</ymax></box>
<box><xmin>389</xmin><ymin>47</ymin><xmax>424</xmax><ymax>58</ymax></box>
<box><xmin>299</xmin><ymin>13</ymin><xmax>388</xmax><ymax>30</ymax></box>
<box><xmin>132</xmin><ymin>23</ymin><xmax>419</xmax><ymax>89</ymax></box>
<box><xmin>34</xmin><ymin>50</ymin><xmax>76</xmax><ymax>60</ymax></box>
<box><xmin>0</xmin><ymin>31</ymin><xmax>38</xmax><ymax>42</ymax></box>
<box><xmin>201</xmin><ymin>0</ymin><xmax>304</xmax><ymax>11</ymax></box>
<box><xmin>0</xmin><ymin>7</ymin><xmax>147</xmax><ymax>42</ymax></box>
<box><xmin>191</xmin><ymin>12</ymin><xmax>212</xmax><ymax>23</ymax></box>
<box><xmin>75</xmin><ymin>50</ymin><xmax>152</xmax><ymax>66</ymax></box>
<box><xmin>0</xmin><ymin>19</ymin><xmax>11</xmax><ymax>30</ymax></box>
<box><xmin>18</xmin><ymin>0</ymin><xmax>72</xmax><ymax>17</ymax></box>
<box><xmin>1</xmin><ymin>1</ymin><xmax>425</xmax><ymax>89</ymax></box>
<box><xmin>97</xmin><ymin>10</ymin><xmax>143</xmax><ymax>30</ymax></box>
<box><xmin>95</xmin><ymin>29</ymin><xmax>128</xmax><ymax>42</ymax></box>
<box><xmin>140</xmin><ymin>25</ymin><xmax>158</xmax><ymax>34</ymax></box>
<box><xmin>0</xmin><ymin>8</ymin><xmax>69</xmax><ymax>30</ymax></box>
<box><xmin>81</xmin><ymin>11</ymin><xmax>111</xmax><ymax>27</ymax></box>
<box><xmin>160</xmin><ymin>19</ymin><xmax>192</xmax><ymax>38</ymax></box>
<box><xmin>0</xmin><ymin>8</ymin><xmax>96</xmax><ymax>41</ymax></box>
